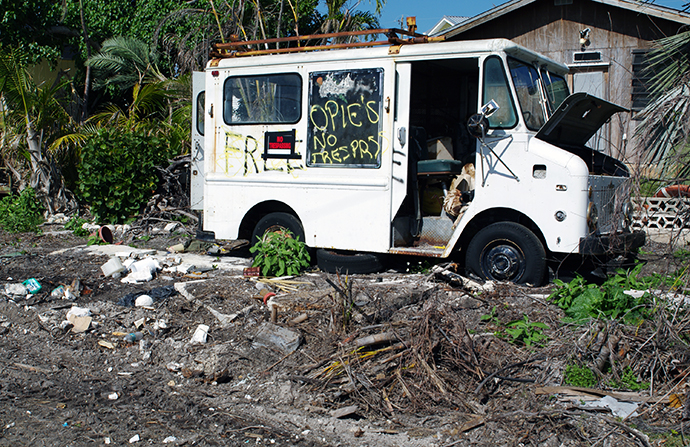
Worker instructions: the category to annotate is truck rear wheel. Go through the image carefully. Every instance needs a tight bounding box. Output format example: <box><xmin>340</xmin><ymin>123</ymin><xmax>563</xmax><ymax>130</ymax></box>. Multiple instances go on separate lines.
<box><xmin>251</xmin><ymin>212</ymin><xmax>305</xmax><ymax>245</ymax></box>
<box><xmin>465</xmin><ymin>222</ymin><xmax>546</xmax><ymax>285</ymax></box>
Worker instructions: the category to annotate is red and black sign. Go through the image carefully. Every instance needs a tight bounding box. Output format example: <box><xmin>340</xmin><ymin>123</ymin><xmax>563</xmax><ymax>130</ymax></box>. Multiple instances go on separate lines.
<box><xmin>263</xmin><ymin>130</ymin><xmax>300</xmax><ymax>160</ymax></box>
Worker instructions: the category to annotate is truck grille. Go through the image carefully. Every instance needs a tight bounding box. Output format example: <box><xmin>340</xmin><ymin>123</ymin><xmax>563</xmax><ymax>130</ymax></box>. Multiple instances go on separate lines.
<box><xmin>589</xmin><ymin>176</ymin><xmax>629</xmax><ymax>234</ymax></box>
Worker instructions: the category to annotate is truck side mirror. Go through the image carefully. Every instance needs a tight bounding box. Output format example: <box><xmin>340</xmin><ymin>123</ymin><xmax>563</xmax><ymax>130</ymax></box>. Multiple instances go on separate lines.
<box><xmin>467</xmin><ymin>113</ymin><xmax>489</xmax><ymax>138</ymax></box>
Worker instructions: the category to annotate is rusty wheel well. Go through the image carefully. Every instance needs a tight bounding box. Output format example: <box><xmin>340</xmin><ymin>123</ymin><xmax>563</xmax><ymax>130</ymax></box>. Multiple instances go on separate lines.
<box><xmin>238</xmin><ymin>201</ymin><xmax>301</xmax><ymax>241</ymax></box>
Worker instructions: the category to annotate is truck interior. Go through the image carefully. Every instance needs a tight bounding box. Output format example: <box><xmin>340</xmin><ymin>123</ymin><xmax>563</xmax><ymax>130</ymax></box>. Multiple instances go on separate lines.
<box><xmin>392</xmin><ymin>58</ymin><xmax>480</xmax><ymax>252</ymax></box>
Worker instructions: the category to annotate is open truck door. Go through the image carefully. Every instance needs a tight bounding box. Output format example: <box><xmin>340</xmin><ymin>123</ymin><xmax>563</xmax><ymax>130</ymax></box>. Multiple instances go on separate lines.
<box><xmin>190</xmin><ymin>71</ymin><xmax>205</xmax><ymax>211</ymax></box>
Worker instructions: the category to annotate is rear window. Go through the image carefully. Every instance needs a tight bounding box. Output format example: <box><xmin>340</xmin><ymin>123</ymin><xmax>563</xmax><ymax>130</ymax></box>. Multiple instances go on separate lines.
<box><xmin>223</xmin><ymin>73</ymin><xmax>301</xmax><ymax>124</ymax></box>
<box><xmin>306</xmin><ymin>68</ymin><xmax>384</xmax><ymax>168</ymax></box>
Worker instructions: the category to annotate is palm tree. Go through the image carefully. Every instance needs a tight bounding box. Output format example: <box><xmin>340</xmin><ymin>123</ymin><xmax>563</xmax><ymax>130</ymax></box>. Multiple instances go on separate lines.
<box><xmin>635</xmin><ymin>30</ymin><xmax>690</xmax><ymax>181</ymax></box>
<box><xmin>319</xmin><ymin>0</ymin><xmax>384</xmax><ymax>39</ymax></box>
<box><xmin>0</xmin><ymin>46</ymin><xmax>77</xmax><ymax>214</ymax></box>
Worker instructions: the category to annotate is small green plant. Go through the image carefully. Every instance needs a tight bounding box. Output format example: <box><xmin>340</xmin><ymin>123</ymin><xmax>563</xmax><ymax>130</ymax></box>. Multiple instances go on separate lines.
<box><xmin>608</xmin><ymin>366</ymin><xmax>650</xmax><ymax>391</ymax></box>
<box><xmin>65</xmin><ymin>216</ymin><xmax>90</xmax><ymax>237</ymax></box>
<box><xmin>0</xmin><ymin>188</ymin><xmax>44</xmax><ymax>233</ymax></box>
<box><xmin>480</xmin><ymin>306</ymin><xmax>501</xmax><ymax>326</ymax></box>
<box><xmin>504</xmin><ymin>315</ymin><xmax>548</xmax><ymax>347</ymax></box>
<box><xmin>564</xmin><ymin>364</ymin><xmax>598</xmax><ymax>388</ymax></box>
<box><xmin>249</xmin><ymin>230</ymin><xmax>311</xmax><ymax>277</ymax></box>
<box><xmin>87</xmin><ymin>234</ymin><xmax>107</xmax><ymax>245</ymax></box>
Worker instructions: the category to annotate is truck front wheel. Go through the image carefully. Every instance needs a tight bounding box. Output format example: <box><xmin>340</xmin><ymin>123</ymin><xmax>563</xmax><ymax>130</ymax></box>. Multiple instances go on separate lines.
<box><xmin>465</xmin><ymin>222</ymin><xmax>546</xmax><ymax>285</ymax></box>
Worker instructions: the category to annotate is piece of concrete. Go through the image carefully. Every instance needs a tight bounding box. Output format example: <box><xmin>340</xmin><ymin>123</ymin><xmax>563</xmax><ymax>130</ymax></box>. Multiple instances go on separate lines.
<box><xmin>253</xmin><ymin>323</ymin><xmax>301</xmax><ymax>354</ymax></box>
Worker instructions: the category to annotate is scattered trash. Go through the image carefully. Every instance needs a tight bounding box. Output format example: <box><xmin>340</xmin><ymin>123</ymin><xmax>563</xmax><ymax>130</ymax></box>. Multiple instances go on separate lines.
<box><xmin>99</xmin><ymin>226</ymin><xmax>114</xmax><ymax>244</ymax></box>
<box><xmin>243</xmin><ymin>267</ymin><xmax>261</xmax><ymax>277</ymax></box>
<box><xmin>253</xmin><ymin>322</ymin><xmax>301</xmax><ymax>354</ymax></box>
<box><xmin>66</xmin><ymin>306</ymin><xmax>92</xmax><ymax>333</ymax></box>
<box><xmin>118</xmin><ymin>286</ymin><xmax>176</xmax><ymax>307</ymax></box>
<box><xmin>101</xmin><ymin>257</ymin><xmax>125</xmax><ymax>278</ymax></box>
<box><xmin>121</xmin><ymin>258</ymin><xmax>160</xmax><ymax>283</ymax></box>
<box><xmin>582</xmin><ymin>395</ymin><xmax>639</xmax><ymax>418</ymax></box>
<box><xmin>22</xmin><ymin>278</ymin><xmax>41</xmax><ymax>294</ymax></box>
<box><xmin>134</xmin><ymin>295</ymin><xmax>154</xmax><ymax>307</ymax></box>
<box><xmin>123</xmin><ymin>332</ymin><xmax>144</xmax><ymax>343</ymax></box>
<box><xmin>98</xmin><ymin>340</ymin><xmax>116</xmax><ymax>349</ymax></box>
<box><xmin>330</xmin><ymin>405</ymin><xmax>359</xmax><ymax>419</ymax></box>
<box><xmin>162</xmin><ymin>436</ymin><xmax>178</xmax><ymax>444</ymax></box>
<box><xmin>50</xmin><ymin>286</ymin><xmax>66</xmax><ymax>298</ymax></box>
<box><xmin>108</xmin><ymin>392</ymin><xmax>119</xmax><ymax>400</ymax></box>
<box><xmin>3</xmin><ymin>283</ymin><xmax>28</xmax><ymax>296</ymax></box>
<box><xmin>128</xmin><ymin>434</ymin><xmax>140</xmax><ymax>443</ymax></box>
<box><xmin>190</xmin><ymin>324</ymin><xmax>209</xmax><ymax>344</ymax></box>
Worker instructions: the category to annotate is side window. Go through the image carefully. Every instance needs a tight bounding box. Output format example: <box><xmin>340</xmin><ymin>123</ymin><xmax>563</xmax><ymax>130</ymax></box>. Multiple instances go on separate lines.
<box><xmin>482</xmin><ymin>57</ymin><xmax>517</xmax><ymax>129</ymax></box>
<box><xmin>541</xmin><ymin>70</ymin><xmax>569</xmax><ymax>116</ymax></box>
<box><xmin>307</xmin><ymin>68</ymin><xmax>384</xmax><ymax>168</ymax></box>
<box><xmin>223</xmin><ymin>73</ymin><xmax>301</xmax><ymax>124</ymax></box>
<box><xmin>196</xmin><ymin>91</ymin><xmax>205</xmax><ymax>136</ymax></box>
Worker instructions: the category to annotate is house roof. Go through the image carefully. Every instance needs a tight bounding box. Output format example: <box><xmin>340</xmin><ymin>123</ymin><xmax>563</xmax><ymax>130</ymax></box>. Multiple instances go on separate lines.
<box><xmin>432</xmin><ymin>0</ymin><xmax>690</xmax><ymax>38</ymax></box>
<box><xmin>426</xmin><ymin>16</ymin><xmax>469</xmax><ymax>35</ymax></box>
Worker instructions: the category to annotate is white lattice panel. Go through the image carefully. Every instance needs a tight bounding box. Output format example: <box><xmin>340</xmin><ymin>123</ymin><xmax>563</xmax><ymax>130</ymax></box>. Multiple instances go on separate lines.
<box><xmin>633</xmin><ymin>197</ymin><xmax>690</xmax><ymax>230</ymax></box>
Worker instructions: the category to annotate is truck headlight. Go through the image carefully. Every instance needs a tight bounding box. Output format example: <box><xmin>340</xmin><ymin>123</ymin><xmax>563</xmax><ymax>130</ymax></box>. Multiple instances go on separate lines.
<box><xmin>587</xmin><ymin>202</ymin><xmax>598</xmax><ymax>232</ymax></box>
<box><xmin>622</xmin><ymin>201</ymin><xmax>633</xmax><ymax>222</ymax></box>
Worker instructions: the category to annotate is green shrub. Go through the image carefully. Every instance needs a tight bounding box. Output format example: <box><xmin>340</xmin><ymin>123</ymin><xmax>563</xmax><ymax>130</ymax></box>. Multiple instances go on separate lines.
<box><xmin>78</xmin><ymin>128</ymin><xmax>172</xmax><ymax>224</ymax></box>
<box><xmin>564</xmin><ymin>364</ymin><xmax>598</xmax><ymax>388</ymax></box>
<box><xmin>549</xmin><ymin>268</ymin><xmax>651</xmax><ymax>324</ymax></box>
<box><xmin>250</xmin><ymin>230</ymin><xmax>311</xmax><ymax>277</ymax></box>
<box><xmin>0</xmin><ymin>188</ymin><xmax>44</xmax><ymax>233</ymax></box>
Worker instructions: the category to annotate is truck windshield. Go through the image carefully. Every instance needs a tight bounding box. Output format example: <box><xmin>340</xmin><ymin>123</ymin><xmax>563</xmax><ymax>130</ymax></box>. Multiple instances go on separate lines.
<box><xmin>541</xmin><ymin>70</ymin><xmax>569</xmax><ymax>115</ymax></box>
<box><xmin>508</xmin><ymin>58</ymin><xmax>545</xmax><ymax>131</ymax></box>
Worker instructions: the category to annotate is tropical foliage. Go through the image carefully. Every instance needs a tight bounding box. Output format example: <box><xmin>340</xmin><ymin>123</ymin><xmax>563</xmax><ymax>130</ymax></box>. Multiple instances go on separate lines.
<box><xmin>635</xmin><ymin>30</ymin><xmax>690</xmax><ymax>180</ymax></box>
<box><xmin>0</xmin><ymin>0</ymin><xmax>386</xmax><ymax>223</ymax></box>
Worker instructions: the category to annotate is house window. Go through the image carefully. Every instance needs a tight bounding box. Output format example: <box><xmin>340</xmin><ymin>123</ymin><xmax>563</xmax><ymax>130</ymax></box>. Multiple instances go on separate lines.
<box><xmin>631</xmin><ymin>49</ymin><xmax>652</xmax><ymax>114</ymax></box>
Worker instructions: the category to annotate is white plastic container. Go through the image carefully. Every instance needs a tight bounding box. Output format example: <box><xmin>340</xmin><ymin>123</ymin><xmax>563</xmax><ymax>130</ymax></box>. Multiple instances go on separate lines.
<box><xmin>101</xmin><ymin>257</ymin><xmax>125</xmax><ymax>277</ymax></box>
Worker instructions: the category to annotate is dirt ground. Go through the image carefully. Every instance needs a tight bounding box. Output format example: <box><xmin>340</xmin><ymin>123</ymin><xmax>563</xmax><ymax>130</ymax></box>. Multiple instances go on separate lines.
<box><xmin>0</xmin><ymin>221</ymin><xmax>689</xmax><ymax>446</ymax></box>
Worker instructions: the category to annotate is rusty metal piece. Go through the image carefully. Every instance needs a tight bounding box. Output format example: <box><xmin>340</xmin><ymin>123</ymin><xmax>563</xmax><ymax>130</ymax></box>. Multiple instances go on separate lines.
<box><xmin>209</xmin><ymin>26</ymin><xmax>445</xmax><ymax>59</ymax></box>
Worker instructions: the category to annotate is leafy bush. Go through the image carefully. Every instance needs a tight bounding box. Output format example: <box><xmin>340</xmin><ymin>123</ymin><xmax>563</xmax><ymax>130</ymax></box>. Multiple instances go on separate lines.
<box><xmin>564</xmin><ymin>364</ymin><xmax>598</xmax><ymax>388</ymax></box>
<box><xmin>249</xmin><ymin>230</ymin><xmax>311</xmax><ymax>277</ymax></box>
<box><xmin>78</xmin><ymin>128</ymin><xmax>172</xmax><ymax>224</ymax></box>
<box><xmin>0</xmin><ymin>188</ymin><xmax>44</xmax><ymax>233</ymax></box>
<box><xmin>549</xmin><ymin>267</ymin><xmax>651</xmax><ymax>324</ymax></box>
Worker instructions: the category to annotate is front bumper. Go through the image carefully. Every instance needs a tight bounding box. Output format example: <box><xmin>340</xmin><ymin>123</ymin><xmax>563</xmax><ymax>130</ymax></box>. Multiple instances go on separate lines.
<box><xmin>579</xmin><ymin>230</ymin><xmax>646</xmax><ymax>256</ymax></box>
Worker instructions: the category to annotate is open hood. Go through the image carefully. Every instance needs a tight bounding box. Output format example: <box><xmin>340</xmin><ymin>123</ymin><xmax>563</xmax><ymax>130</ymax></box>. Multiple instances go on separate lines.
<box><xmin>536</xmin><ymin>92</ymin><xmax>627</xmax><ymax>147</ymax></box>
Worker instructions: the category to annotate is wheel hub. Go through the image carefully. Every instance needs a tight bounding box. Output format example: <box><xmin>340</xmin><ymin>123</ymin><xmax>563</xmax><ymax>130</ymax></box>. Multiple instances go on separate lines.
<box><xmin>482</xmin><ymin>244</ymin><xmax>525</xmax><ymax>281</ymax></box>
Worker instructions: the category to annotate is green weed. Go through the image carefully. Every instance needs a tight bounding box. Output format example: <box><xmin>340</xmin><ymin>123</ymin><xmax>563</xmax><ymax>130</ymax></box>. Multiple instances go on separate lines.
<box><xmin>608</xmin><ymin>366</ymin><xmax>649</xmax><ymax>391</ymax></box>
<box><xmin>504</xmin><ymin>315</ymin><xmax>549</xmax><ymax>347</ymax></box>
<box><xmin>250</xmin><ymin>230</ymin><xmax>311</xmax><ymax>277</ymax></box>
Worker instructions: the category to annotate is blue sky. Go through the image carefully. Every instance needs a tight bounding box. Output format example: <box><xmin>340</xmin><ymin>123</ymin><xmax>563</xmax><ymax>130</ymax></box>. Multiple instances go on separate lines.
<box><xmin>360</xmin><ymin>0</ymin><xmax>689</xmax><ymax>34</ymax></box>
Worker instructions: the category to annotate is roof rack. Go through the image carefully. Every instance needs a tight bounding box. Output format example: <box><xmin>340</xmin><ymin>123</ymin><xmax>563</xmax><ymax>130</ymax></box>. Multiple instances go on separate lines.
<box><xmin>210</xmin><ymin>18</ymin><xmax>445</xmax><ymax>58</ymax></box>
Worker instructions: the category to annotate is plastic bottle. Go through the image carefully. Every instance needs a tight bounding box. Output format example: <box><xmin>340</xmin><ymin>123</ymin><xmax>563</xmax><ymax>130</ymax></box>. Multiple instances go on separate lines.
<box><xmin>123</xmin><ymin>332</ymin><xmax>143</xmax><ymax>343</ymax></box>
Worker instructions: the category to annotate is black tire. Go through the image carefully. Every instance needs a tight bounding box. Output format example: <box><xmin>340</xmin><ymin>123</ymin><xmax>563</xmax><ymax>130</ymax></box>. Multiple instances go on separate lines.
<box><xmin>251</xmin><ymin>212</ymin><xmax>305</xmax><ymax>245</ymax></box>
<box><xmin>465</xmin><ymin>222</ymin><xmax>546</xmax><ymax>285</ymax></box>
<box><xmin>316</xmin><ymin>249</ymin><xmax>383</xmax><ymax>274</ymax></box>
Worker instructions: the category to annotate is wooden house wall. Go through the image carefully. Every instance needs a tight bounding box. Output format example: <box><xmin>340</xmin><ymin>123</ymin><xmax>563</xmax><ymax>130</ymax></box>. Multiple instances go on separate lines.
<box><xmin>448</xmin><ymin>0</ymin><xmax>686</xmax><ymax>162</ymax></box>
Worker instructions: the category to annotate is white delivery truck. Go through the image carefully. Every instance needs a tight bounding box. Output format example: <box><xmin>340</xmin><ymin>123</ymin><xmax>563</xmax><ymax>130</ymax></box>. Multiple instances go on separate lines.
<box><xmin>190</xmin><ymin>27</ymin><xmax>645</xmax><ymax>285</ymax></box>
